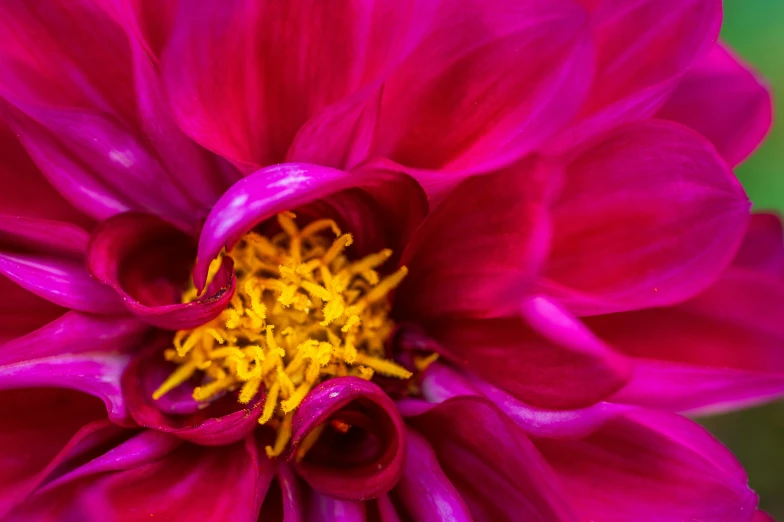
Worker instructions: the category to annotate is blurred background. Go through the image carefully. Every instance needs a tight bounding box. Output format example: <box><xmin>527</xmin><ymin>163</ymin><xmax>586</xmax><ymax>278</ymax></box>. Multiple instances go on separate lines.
<box><xmin>705</xmin><ymin>1</ymin><xmax>784</xmax><ymax>518</ymax></box>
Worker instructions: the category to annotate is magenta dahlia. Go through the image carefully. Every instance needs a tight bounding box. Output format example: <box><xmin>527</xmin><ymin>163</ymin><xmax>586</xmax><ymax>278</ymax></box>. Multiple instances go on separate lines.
<box><xmin>0</xmin><ymin>0</ymin><xmax>778</xmax><ymax>520</ymax></box>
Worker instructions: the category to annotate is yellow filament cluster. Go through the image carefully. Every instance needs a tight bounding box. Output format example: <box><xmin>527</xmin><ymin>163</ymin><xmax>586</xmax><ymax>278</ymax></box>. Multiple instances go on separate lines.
<box><xmin>153</xmin><ymin>212</ymin><xmax>412</xmax><ymax>457</ymax></box>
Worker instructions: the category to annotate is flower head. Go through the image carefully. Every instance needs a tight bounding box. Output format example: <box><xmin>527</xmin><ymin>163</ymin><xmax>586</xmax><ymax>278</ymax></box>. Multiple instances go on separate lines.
<box><xmin>0</xmin><ymin>0</ymin><xmax>778</xmax><ymax>520</ymax></box>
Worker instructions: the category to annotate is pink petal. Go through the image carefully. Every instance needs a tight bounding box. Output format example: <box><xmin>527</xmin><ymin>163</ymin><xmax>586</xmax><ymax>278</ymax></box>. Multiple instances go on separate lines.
<box><xmin>424</xmin><ymin>311</ymin><xmax>629</xmax><ymax>410</ymax></box>
<box><xmin>408</xmin><ymin>397</ymin><xmax>578</xmax><ymax>522</ymax></box>
<box><xmin>162</xmin><ymin>0</ymin><xmax>434</xmax><ymax>168</ymax></box>
<box><xmin>122</xmin><ymin>343</ymin><xmax>264</xmax><ymax>446</ymax></box>
<box><xmin>591</xmin><ymin>269</ymin><xmax>784</xmax><ymax>414</ymax></box>
<box><xmin>194</xmin><ymin>163</ymin><xmax>425</xmax><ymax>290</ymax></box>
<box><xmin>422</xmin><ymin>364</ymin><xmax>633</xmax><ymax>439</ymax></box>
<box><xmin>550</xmin><ymin>0</ymin><xmax>722</xmax><ymax>150</ymax></box>
<box><xmin>0</xmin><ymin>276</ymin><xmax>66</xmax><ymax>344</ymax></box>
<box><xmin>0</xmin><ymin>388</ymin><xmax>113</xmax><ymax>518</ymax></box>
<box><xmin>540</xmin><ymin>120</ymin><xmax>750</xmax><ymax>315</ymax></box>
<box><xmin>0</xmin><ymin>216</ymin><xmax>124</xmax><ymax>314</ymax></box>
<box><xmin>535</xmin><ymin>410</ymin><xmax>758</xmax><ymax>522</ymax></box>
<box><xmin>88</xmin><ymin>213</ymin><xmax>236</xmax><ymax>330</ymax></box>
<box><xmin>375</xmin><ymin>0</ymin><xmax>592</xmax><ymax>174</ymax></box>
<box><xmin>0</xmin><ymin>125</ymin><xmax>91</xmax><ymax>226</ymax></box>
<box><xmin>307</xmin><ymin>493</ymin><xmax>366</xmax><ymax>522</ymax></box>
<box><xmin>733</xmin><ymin>213</ymin><xmax>784</xmax><ymax>278</ymax></box>
<box><xmin>289</xmin><ymin>377</ymin><xmax>406</xmax><ymax>501</ymax></box>
<box><xmin>393</xmin><ymin>429</ymin><xmax>472</xmax><ymax>522</ymax></box>
<box><xmin>395</xmin><ymin>160</ymin><xmax>556</xmax><ymax>321</ymax></box>
<box><xmin>11</xmin><ymin>437</ymin><xmax>271</xmax><ymax>522</ymax></box>
<box><xmin>0</xmin><ymin>1</ymin><xmax>227</xmax><ymax>233</ymax></box>
<box><xmin>656</xmin><ymin>43</ymin><xmax>772</xmax><ymax>167</ymax></box>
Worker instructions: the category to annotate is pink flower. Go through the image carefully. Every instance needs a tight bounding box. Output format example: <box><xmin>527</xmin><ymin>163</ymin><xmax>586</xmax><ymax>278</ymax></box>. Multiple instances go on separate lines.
<box><xmin>0</xmin><ymin>0</ymin><xmax>777</xmax><ymax>521</ymax></box>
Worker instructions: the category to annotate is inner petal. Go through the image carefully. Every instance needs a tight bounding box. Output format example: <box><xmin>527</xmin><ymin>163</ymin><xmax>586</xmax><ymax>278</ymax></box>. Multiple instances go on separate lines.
<box><xmin>153</xmin><ymin>212</ymin><xmax>413</xmax><ymax>456</ymax></box>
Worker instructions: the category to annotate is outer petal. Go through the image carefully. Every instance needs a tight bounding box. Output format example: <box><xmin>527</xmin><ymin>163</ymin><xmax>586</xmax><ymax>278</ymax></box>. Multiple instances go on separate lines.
<box><xmin>9</xmin><ymin>437</ymin><xmax>271</xmax><ymax>522</ymax></box>
<box><xmin>88</xmin><ymin>213</ymin><xmax>236</xmax><ymax>330</ymax></box>
<box><xmin>407</xmin><ymin>397</ymin><xmax>578</xmax><ymax>522</ymax></box>
<box><xmin>0</xmin><ymin>388</ymin><xmax>118</xmax><ymax>518</ymax></box>
<box><xmin>194</xmin><ymin>163</ymin><xmax>426</xmax><ymax>290</ymax></box>
<box><xmin>535</xmin><ymin>410</ymin><xmax>758</xmax><ymax>522</ymax></box>
<box><xmin>551</xmin><ymin>0</ymin><xmax>722</xmax><ymax>150</ymax></box>
<box><xmin>122</xmin><ymin>344</ymin><xmax>263</xmax><ymax>446</ymax></box>
<box><xmin>0</xmin><ymin>1</ymin><xmax>230</xmax><ymax>233</ymax></box>
<box><xmin>395</xmin><ymin>159</ymin><xmax>556</xmax><ymax>321</ymax></box>
<box><xmin>540</xmin><ymin>120</ymin><xmax>750</xmax><ymax>315</ymax></box>
<box><xmin>392</xmin><ymin>429</ymin><xmax>472</xmax><ymax>522</ymax></box>
<box><xmin>0</xmin><ymin>124</ymin><xmax>91</xmax><ymax>226</ymax></box>
<box><xmin>657</xmin><ymin>43</ymin><xmax>772</xmax><ymax>167</ymax></box>
<box><xmin>732</xmin><ymin>212</ymin><xmax>784</xmax><ymax>278</ymax></box>
<box><xmin>422</xmin><ymin>364</ymin><xmax>633</xmax><ymax>439</ymax></box>
<box><xmin>592</xmin><ymin>270</ymin><xmax>784</xmax><ymax>413</ymax></box>
<box><xmin>423</xmin><ymin>301</ymin><xmax>630</xmax><ymax>410</ymax></box>
<box><xmin>162</xmin><ymin>0</ymin><xmax>434</xmax><ymax>169</ymax></box>
<box><xmin>306</xmin><ymin>493</ymin><xmax>366</xmax><ymax>522</ymax></box>
<box><xmin>289</xmin><ymin>377</ymin><xmax>406</xmax><ymax>501</ymax></box>
<box><xmin>0</xmin><ymin>275</ymin><xmax>66</xmax><ymax>344</ymax></box>
<box><xmin>0</xmin><ymin>312</ymin><xmax>144</xmax><ymax>423</ymax></box>
<box><xmin>376</xmin><ymin>0</ymin><xmax>592</xmax><ymax>174</ymax></box>
<box><xmin>0</xmin><ymin>216</ymin><xmax>124</xmax><ymax>314</ymax></box>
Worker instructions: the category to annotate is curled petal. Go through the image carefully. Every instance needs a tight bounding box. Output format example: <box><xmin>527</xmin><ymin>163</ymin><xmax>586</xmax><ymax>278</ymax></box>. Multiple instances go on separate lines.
<box><xmin>0</xmin><ymin>216</ymin><xmax>124</xmax><ymax>314</ymax></box>
<box><xmin>407</xmin><ymin>397</ymin><xmax>578</xmax><ymax>522</ymax></box>
<box><xmin>195</xmin><ymin>163</ymin><xmax>424</xmax><ymax>290</ymax></box>
<box><xmin>422</xmin><ymin>364</ymin><xmax>632</xmax><ymax>439</ymax></box>
<box><xmin>88</xmin><ymin>213</ymin><xmax>235</xmax><ymax>330</ymax></box>
<box><xmin>657</xmin><ymin>43</ymin><xmax>772</xmax><ymax>167</ymax></box>
<box><xmin>534</xmin><ymin>410</ymin><xmax>759</xmax><ymax>522</ymax></box>
<box><xmin>289</xmin><ymin>377</ymin><xmax>406</xmax><ymax>500</ymax></box>
<box><xmin>393</xmin><ymin>429</ymin><xmax>472</xmax><ymax>522</ymax></box>
<box><xmin>122</xmin><ymin>344</ymin><xmax>263</xmax><ymax>446</ymax></box>
<box><xmin>541</xmin><ymin>121</ymin><xmax>750</xmax><ymax>315</ymax></box>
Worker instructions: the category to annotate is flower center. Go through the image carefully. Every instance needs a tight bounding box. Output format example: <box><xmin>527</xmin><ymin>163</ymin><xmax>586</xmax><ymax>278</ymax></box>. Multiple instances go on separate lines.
<box><xmin>153</xmin><ymin>212</ymin><xmax>412</xmax><ymax>457</ymax></box>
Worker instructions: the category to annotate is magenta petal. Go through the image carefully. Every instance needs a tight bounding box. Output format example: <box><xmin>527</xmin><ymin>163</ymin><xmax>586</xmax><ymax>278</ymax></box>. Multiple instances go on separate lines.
<box><xmin>88</xmin><ymin>213</ymin><xmax>235</xmax><ymax>330</ymax></box>
<box><xmin>38</xmin><ymin>430</ymin><xmax>182</xmax><ymax>494</ymax></box>
<box><xmin>541</xmin><ymin>120</ymin><xmax>750</xmax><ymax>315</ymax></box>
<box><xmin>0</xmin><ymin>125</ymin><xmax>91</xmax><ymax>226</ymax></box>
<box><xmin>13</xmin><ymin>437</ymin><xmax>270</xmax><ymax>522</ymax></box>
<box><xmin>733</xmin><ymin>213</ymin><xmax>784</xmax><ymax>278</ymax></box>
<box><xmin>289</xmin><ymin>377</ymin><xmax>406</xmax><ymax>500</ymax></box>
<box><xmin>0</xmin><ymin>216</ymin><xmax>124</xmax><ymax>314</ymax></box>
<box><xmin>162</xmin><ymin>0</ymin><xmax>434</xmax><ymax>168</ymax></box>
<box><xmin>408</xmin><ymin>397</ymin><xmax>578</xmax><ymax>522</ymax></box>
<box><xmin>0</xmin><ymin>275</ymin><xmax>66</xmax><ymax>344</ymax></box>
<box><xmin>393</xmin><ymin>429</ymin><xmax>471</xmax><ymax>522</ymax></box>
<box><xmin>657</xmin><ymin>43</ymin><xmax>772</xmax><ymax>167</ymax></box>
<box><xmin>377</xmin><ymin>0</ymin><xmax>592</xmax><ymax>172</ymax></box>
<box><xmin>122</xmin><ymin>345</ymin><xmax>263</xmax><ymax>445</ymax></box>
<box><xmin>551</xmin><ymin>0</ymin><xmax>722</xmax><ymax>150</ymax></box>
<box><xmin>422</xmin><ymin>364</ymin><xmax>633</xmax><ymax>439</ymax></box>
<box><xmin>307</xmin><ymin>492</ymin><xmax>366</xmax><ymax>522</ymax></box>
<box><xmin>535</xmin><ymin>410</ymin><xmax>758</xmax><ymax>522</ymax></box>
<box><xmin>425</xmin><ymin>307</ymin><xmax>630</xmax><ymax>409</ymax></box>
<box><xmin>195</xmin><ymin>163</ymin><xmax>423</xmax><ymax>290</ymax></box>
<box><xmin>395</xmin><ymin>160</ymin><xmax>556</xmax><ymax>320</ymax></box>
<box><xmin>0</xmin><ymin>388</ymin><xmax>109</xmax><ymax>518</ymax></box>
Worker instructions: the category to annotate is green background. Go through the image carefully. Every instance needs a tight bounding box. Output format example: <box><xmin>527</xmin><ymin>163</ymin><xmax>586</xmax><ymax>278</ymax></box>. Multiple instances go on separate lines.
<box><xmin>703</xmin><ymin>1</ymin><xmax>784</xmax><ymax>518</ymax></box>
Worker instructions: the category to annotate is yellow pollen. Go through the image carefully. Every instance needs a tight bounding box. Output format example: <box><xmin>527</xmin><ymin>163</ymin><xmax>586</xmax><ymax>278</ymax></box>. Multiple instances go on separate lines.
<box><xmin>153</xmin><ymin>212</ymin><xmax>412</xmax><ymax>454</ymax></box>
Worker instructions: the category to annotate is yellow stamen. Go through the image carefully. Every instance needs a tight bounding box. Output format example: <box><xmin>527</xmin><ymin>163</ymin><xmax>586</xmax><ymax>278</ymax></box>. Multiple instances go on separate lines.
<box><xmin>155</xmin><ymin>212</ymin><xmax>417</xmax><ymax>456</ymax></box>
